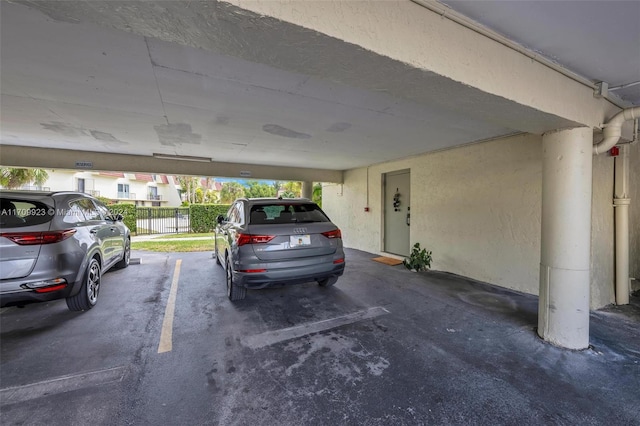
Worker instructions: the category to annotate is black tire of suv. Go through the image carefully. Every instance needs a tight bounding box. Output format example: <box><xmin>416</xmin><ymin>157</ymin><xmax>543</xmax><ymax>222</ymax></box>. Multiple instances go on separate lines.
<box><xmin>226</xmin><ymin>257</ymin><xmax>246</xmax><ymax>301</ymax></box>
<box><xmin>214</xmin><ymin>239</ymin><xmax>221</xmax><ymax>266</ymax></box>
<box><xmin>66</xmin><ymin>257</ymin><xmax>101</xmax><ymax>311</ymax></box>
<box><xmin>317</xmin><ymin>277</ymin><xmax>338</xmax><ymax>288</ymax></box>
<box><xmin>115</xmin><ymin>238</ymin><xmax>130</xmax><ymax>269</ymax></box>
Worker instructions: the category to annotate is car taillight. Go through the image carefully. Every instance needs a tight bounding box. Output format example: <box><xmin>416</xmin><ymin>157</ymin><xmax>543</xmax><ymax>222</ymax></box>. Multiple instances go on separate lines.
<box><xmin>322</xmin><ymin>229</ymin><xmax>342</xmax><ymax>239</ymax></box>
<box><xmin>237</xmin><ymin>233</ymin><xmax>275</xmax><ymax>246</ymax></box>
<box><xmin>1</xmin><ymin>230</ymin><xmax>77</xmax><ymax>245</ymax></box>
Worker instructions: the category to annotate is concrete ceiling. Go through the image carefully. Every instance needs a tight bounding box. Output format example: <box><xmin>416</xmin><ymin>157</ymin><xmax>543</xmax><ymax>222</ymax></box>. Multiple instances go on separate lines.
<box><xmin>1</xmin><ymin>1</ymin><xmax>638</xmax><ymax>175</ymax></box>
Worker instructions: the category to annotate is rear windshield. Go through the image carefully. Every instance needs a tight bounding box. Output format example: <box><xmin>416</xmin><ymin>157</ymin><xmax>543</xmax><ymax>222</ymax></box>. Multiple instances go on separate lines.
<box><xmin>0</xmin><ymin>198</ymin><xmax>54</xmax><ymax>228</ymax></box>
<box><xmin>249</xmin><ymin>203</ymin><xmax>329</xmax><ymax>224</ymax></box>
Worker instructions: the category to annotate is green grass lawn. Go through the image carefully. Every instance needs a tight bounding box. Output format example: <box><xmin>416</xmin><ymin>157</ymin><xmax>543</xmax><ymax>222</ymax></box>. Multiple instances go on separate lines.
<box><xmin>131</xmin><ymin>233</ymin><xmax>214</xmax><ymax>252</ymax></box>
<box><xmin>148</xmin><ymin>232</ymin><xmax>214</xmax><ymax>239</ymax></box>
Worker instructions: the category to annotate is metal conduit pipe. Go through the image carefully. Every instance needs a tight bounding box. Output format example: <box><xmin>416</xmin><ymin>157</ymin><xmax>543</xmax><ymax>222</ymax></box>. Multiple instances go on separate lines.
<box><xmin>593</xmin><ymin>107</ymin><xmax>640</xmax><ymax>155</ymax></box>
<box><xmin>594</xmin><ymin>106</ymin><xmax>640</xmax><ymax>305</ymax></box>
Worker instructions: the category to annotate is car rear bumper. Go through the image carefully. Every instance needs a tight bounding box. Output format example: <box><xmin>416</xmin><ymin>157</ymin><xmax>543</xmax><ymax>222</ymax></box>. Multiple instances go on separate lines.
<box><xmin>233</xmin><ymin>261</ymin><xmax>345</xmax><ymax>289</ymax></box>
<box><xmin>0</xmin><ymin>282</ymin><xmax>76</xmax><ymax>307</ymax></box>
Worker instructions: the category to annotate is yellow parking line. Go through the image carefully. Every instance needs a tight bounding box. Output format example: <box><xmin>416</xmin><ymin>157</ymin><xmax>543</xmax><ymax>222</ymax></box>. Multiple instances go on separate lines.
<box><xmin>158</xmin><ymin>259</ymin><xmax>182</xmax><ymax>354</ymax></box>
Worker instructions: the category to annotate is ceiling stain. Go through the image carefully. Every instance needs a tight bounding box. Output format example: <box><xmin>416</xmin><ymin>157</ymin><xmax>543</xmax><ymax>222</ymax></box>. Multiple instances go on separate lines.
<box><xmin>154</xmin><ymin>123</ymin><xmax>202</xmax><ymax>146</ymax></box>
<box><xmin>41</xmin><ymin>121</ymin><xmax>87</xmax><ymax>138</ymax></box>
<box><xmin>215</xmin><ymin>115</ymin><xmax>230</xmax><ymax>125</ymax></box>
<box><xmin>90</xmin><ymin>130</ymin><xmax>126</xmax><ymax>144</ymax></box>
<box><xmin>262</xmin><ymin>124</ymin><xmax>311</xmax><ymax>139</ymax></box>
<box><xmin>40</xmin><ymin>121</ymin><xmax>126</xmax><ymax>145</ymax></box>
<box><xmin>326</xmin><ymin>122</ymin><xmax>352</xmax><ymax>133</ymax></box>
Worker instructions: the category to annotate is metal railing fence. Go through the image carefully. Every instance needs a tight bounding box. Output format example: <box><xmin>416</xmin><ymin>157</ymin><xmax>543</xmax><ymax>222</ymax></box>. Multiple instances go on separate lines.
<box><xmin>136</xmin><ymin>207</ymin><xmax>190</xmax><ymax>235</ymax></box>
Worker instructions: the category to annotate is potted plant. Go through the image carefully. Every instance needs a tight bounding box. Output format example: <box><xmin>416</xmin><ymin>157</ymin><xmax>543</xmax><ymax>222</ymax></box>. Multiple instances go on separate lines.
<box><xmin>403</xmin><ymin>243</ymin><xmax>432</xmax><ymax>272</ymax></box>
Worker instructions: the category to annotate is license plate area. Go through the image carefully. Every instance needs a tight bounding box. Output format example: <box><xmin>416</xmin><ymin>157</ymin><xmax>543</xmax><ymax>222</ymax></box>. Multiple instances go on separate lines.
<box><xmin>290</xmin><ymin>235</ymin><xmax>311</xmax><ymax>247</ymax></box>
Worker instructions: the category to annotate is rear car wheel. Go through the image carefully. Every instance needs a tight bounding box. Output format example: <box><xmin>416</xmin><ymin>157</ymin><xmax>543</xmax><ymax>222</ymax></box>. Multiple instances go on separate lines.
<box><xmin>226</xmin><ymin>256</ymin><xmax>246</xmax><ymax>301</ymax></box>
<box><xmin>214</xmin><ymin>238</ymin><xmax>221</xmax><ymax>265</ymax></box>
<box><xmin>115</xmin><ymin>238</ymin><xmax>130</xmax><ymax>269</ymax></box>
<box><xmin>66</xmin><ymin>257</ymin><xmax>101</xmax><ymax>311</ymax></box>
<box><xmin>317</xmin><ymin>277</ymin><xmax>338</xmax><ymax>288</ymax></box>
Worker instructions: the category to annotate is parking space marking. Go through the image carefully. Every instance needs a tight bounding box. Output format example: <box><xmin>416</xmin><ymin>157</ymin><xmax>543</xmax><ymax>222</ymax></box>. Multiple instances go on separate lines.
<box><xmin>243</xmin><ymin>306</ymin><xmax>390</xmax><ymax>349</ymax></box>
<box><xmin>0</xmin><ymin>366</ymin><xmax>127</xmax><ymax>405</ymax></box>
<box><xmin>158</xmin><ymin>259</ymin><xmax>182</xmax><ymax>354</ymax></box>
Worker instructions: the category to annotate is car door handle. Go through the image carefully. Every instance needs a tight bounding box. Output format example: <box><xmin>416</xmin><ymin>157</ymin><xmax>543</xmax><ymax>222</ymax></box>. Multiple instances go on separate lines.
<box><xmin>90</xmin><ymin>228</ymin><xmax>98</xmax><ymax>234</ymax></box>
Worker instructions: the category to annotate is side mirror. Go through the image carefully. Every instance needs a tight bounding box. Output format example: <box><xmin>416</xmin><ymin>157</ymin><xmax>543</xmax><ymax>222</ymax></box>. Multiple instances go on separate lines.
<box><xmin>108</xmin><ymin>213</ymin><xmax>123</xmax><ymax>222</ymax></box>
<box><xmin>216</xmin><ymin>214</ymin><xmax>225</xmax><ymax>224</ymax></box>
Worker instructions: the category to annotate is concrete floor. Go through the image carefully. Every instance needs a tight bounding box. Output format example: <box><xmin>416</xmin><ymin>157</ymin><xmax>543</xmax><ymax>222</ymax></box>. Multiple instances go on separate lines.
<box><xmin>1</xmin><ymin>247</ymin><xmax>639</xmax><ymax>425</ymax></box>
<box><xmin>235</xmin><ymin>248</ymin><xmax>640</xmax><ymax>425</ymax></box>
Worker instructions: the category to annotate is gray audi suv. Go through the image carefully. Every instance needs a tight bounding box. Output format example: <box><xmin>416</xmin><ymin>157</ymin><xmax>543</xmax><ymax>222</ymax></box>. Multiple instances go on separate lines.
<box><xmin>214</xmin><ymin>198</ymin><xmax>345</xmax><ymax>301</ymax></box>
<box><xmin>0</xmin><ymin>191</ymin><xmax>131</xmax><ymax>311</ymax></box>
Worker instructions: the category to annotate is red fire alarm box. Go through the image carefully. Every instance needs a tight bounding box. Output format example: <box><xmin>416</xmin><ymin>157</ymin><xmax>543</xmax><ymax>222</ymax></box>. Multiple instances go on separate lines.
<box><xmin>610</xmin><ymin>146</ymin><xmax>619</xmax><ymax>156</ymax></box>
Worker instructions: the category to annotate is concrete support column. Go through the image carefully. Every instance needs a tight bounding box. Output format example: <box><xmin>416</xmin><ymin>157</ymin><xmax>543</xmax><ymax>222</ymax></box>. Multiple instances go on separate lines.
<box><xmin>539</xmin><ymin>127</ymin><xmax>593</xmax><ymax>350</ymax></box>
<box><xmin>301</xmin><ymin>181</ymin><xmax>313</xmax><ymax>199</ymax></box>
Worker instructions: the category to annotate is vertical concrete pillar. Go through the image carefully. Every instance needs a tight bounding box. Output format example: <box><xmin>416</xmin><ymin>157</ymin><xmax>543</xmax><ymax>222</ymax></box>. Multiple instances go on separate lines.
<box><xmin>539</xmin><ymin>127</ymin><xmax>593</xmax><ymax>350</ymax></box>
<box><xmin>301</xmin><ymin>181</ymin><xmax>313</xmax><ymax>199</ymax></box>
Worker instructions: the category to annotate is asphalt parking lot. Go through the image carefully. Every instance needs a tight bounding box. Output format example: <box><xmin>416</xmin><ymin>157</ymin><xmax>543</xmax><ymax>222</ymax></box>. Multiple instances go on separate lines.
<box><xmin>1</xmin><ymin>248</ymin><xmax>639</xmax><ymax>425</ymax></box>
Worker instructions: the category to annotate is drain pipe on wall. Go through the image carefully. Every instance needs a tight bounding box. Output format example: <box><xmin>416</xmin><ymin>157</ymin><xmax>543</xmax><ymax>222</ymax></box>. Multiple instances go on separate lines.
<box><xmin>594</xmin><ymin>106</ymin><xmax>640</xmax><ymax>305</ymax></box>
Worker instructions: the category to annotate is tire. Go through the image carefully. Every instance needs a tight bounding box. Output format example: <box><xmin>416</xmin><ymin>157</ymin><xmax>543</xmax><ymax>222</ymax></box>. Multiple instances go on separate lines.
<box><xmin>66</xmin><ymin>258</ymin><xmax>101</xmax><ymax>311</ymax></box>
<box><xmin>115</xmin><ymin>238</ymin><xmax>130</xmax><ymax>269</ymax></box>
<box><xmin>214</xmin><ymin>238</ymin><xmax>221</xmax><ymax>266</ymax></box>
<box><xmin>226</xmin><ymin>256</ymin><xmax>246</xmax><ymax>301</ymax></box>
<box><xmin>317</xmin><ymin>277</ymin><xmax>338</xmax><ymax>288</ymax></box>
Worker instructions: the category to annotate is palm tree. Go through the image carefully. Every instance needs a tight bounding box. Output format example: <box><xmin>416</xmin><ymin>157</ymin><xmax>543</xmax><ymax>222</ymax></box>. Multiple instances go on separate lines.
<box><xmin>175</xmin><ymin>175</ymin><xmax>199</xmax><ymax>204</ymax></box>
<box><xmin>0</xmin><ymin>167</ymin><xmax>49</xmax><ymax>189</ymax></box>
<box><xmin>31</xmin><ymin>169</ymin><xmax>49</xmax><ymax>189</ymax></box>
<box><xmin>220</xmin><ymin>182</ymin><xmax>245</xmax><ymax>203</ymax></box>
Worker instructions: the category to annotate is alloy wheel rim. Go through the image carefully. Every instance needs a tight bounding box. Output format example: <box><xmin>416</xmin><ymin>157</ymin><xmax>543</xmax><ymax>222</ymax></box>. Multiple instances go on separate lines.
<box><xmin>125</xmin><ymin>241</ymin><xmax>130</xmax><ymax>264</ymax></box>
<box><xmin>87</xmin><ymin>262</ymin><xmax>100</xmax><ymax>304</ymax></box>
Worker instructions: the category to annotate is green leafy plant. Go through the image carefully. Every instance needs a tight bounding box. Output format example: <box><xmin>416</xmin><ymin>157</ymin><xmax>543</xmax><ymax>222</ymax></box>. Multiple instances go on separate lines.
<box><xmin>403</xmin><ymin>243</ymin><xmax>432</xmax><ymax>272</ymax></box>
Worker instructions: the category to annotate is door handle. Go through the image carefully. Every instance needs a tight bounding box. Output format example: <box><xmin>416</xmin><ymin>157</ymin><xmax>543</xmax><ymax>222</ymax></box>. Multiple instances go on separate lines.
<box><xmin>406</xmin><ymin>212</ymin><xmax>410</xmax><ymax>226</ymax></box>
<box><xmin>90</xmin><ymin>228</ymin><xmax>98</xmax><ymax>234</ymax></box>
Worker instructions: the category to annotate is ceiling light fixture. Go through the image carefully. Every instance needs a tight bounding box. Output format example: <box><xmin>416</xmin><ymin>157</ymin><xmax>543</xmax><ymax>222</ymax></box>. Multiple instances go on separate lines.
<box><xmin>152</xmin><ymin>153</ymin><xmax>212</xmax><ymax>162</ymax></box>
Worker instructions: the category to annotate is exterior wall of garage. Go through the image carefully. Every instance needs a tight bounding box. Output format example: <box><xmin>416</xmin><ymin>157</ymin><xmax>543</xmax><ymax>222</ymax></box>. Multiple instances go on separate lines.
<box><xmin>630</xmin><ymin>141</ymin><xmax>640</xmax><ymax>291</ymax></box>
<box><xmin>323</xmin><ymin>132</ymin><xmax>629</xmax><ymax>309</ymax></box>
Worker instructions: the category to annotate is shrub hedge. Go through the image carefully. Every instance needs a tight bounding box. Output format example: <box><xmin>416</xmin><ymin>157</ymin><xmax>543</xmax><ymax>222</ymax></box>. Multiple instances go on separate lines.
<box><xmin>190</xmin><ymin>204</ymin><xmax>231</xmax><ymax>233</ymax></box>
<box><xmin>107</xmin><ymin>203</ymin><xmax>137</xmax><ymax>233</ymax></box>
<box><xmin>105</xmin><ymin>204</ymin><xmax>231</xmax><ymax>235</ymax></box>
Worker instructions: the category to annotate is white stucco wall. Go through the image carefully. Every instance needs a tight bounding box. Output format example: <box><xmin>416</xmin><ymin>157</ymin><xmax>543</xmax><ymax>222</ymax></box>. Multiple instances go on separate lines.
<box><xmin>43</xmin><ymin>170</ymin><xmax>77</xmax><ymax>190</ymax></box>
<box><xmin>24</xmin><ymin>170</ymin><xmax>182</xmax><ymax>206</ymax></box>
<box><xmin>629</xmin><ymin>141</ymin><xmax>640</xmax><ymax>291</ymax></box>
<box><xmin>324</xmin><ymin>132</ymin><xmax>618</xmax><ymax>309</ymax></box>
<box><xmin>591</xmin><ymin>152</ymin><xmax>615</xmax><ymax>306</ymax></box>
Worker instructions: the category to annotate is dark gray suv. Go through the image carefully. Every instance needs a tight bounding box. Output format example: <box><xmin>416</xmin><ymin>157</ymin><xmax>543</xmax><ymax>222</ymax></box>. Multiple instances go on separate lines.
<box><xmin>214</xmin><ymin>198</ymin><xmax>345</xmax><ymax>301</ymax></box>
<box><xmin>0</xmin><ymin>191</ymin><xmax>131</xmax><ymax>311</ymax></box>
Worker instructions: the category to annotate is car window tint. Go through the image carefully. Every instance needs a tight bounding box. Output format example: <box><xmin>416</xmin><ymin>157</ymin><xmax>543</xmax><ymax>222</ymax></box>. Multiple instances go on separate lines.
<box><xmin>227</xmin><ymin>204</ymin><xmax>239</xmax><ymax>223</ymax></box>
<box><xmin>94</xmin><ymin>202</ymin><xmax>111</xmax><ymax>220</ymax></box>
<box><xmin>77</xmin><ymin>198</ymin><xmax>102</xmax><ymax>220</ymax></box>
<box><xmin>229</xmin><ymin>203</ymin><xmax>244</xmax><ymax>224</ymax></box>
<box><xmin>63</xmin><ymin>201</ymin><xmax>87</xmax><ymax>224</ymax></box>
<box><xmin>0</xmin><ymin>198</ymin><xmax>54</xmax><ymax>228</ymax></box>
<box><xmin>250</xmin><ymin>203</ymin><xmax>329</xmax><ymax>223</ymax></box>
<box><xmin>236</xmin><ymin>202</ymin><xmax>245</xmax><ymax>224</ymax></box>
